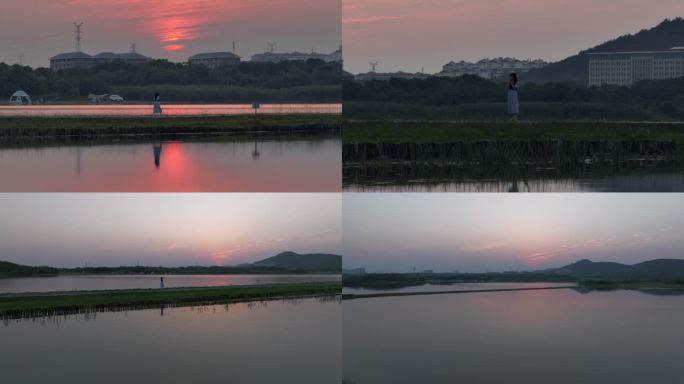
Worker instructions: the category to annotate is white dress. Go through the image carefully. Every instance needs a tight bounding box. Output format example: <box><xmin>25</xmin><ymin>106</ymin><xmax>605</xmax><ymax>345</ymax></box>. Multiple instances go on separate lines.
<box><xmin>508</xmin><ymin>84</ymin><xmax>519</xmax><ymax>115</ymax></box>
<box><xmin>153</xmin><ymin>96</ymin><xmax>162</xmax><ymax>114</ymax></box>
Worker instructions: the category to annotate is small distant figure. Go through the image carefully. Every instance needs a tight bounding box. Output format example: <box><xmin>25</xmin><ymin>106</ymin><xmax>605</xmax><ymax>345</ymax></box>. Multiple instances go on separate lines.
<box><xmin>160</xmin><ymin>276</ymin><xmax>165</xmax><ymax>289</ymax></box>
<box><xmin>508</xmin><ymin>72</ymin><xmax>519</xmax><ymax>121</ymax></box>
<box><xmin>153</xmin><ymin>92</ymin><xmax>163</xmax><ymax>115</ymax></box>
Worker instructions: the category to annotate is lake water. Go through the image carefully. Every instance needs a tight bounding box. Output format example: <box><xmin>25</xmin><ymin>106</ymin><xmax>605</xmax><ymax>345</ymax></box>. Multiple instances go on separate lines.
<box><xmin>0</xmin><ymin>138</ymin><xmax>341</xmax><ymax>191</ymax></box>
<box><xmin>343</xmin><ymin>287</ymin><xmax>684</xmax><ymax>383</ymax></box>
<box><xmin>1</xmin><ymin>297</ymin><xmax>341</xmax><ymax>383</ymax></box>
<box><xmin>0</xmin><ymin>274</ymin><xmax>341</xmax><ymax>294</ymax></box>
<box><xmin>0</xmin><ymin>104</ymin><xmax>342</xmax><ymax>117</ymax></box>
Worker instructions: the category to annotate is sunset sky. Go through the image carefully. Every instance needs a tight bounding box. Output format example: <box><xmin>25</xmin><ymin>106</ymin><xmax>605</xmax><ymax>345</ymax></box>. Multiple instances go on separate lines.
<box><xmin>343</xmin><ymin>194</ymin><xmax>684</xmax><ymax>273</ymax></box>
<box><xmin>0</xmin><ymin>194</ymin><xmax>341</xmax><ymax>267</ymax></box>
<box><xmin>0</xmin><ymin>0</ymin><xmax>340</xmax><ymax>68</ymax></box>
<box><xmin>344</xmin><ymin>0</ymin><xmax>684</xmax><ymax>73</ymax></box>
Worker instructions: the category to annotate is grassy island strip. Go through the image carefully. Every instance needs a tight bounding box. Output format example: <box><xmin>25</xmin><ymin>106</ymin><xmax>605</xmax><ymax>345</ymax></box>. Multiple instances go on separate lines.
<box><xmin>0</xmin><ymin>114</ymin><xmax>341</xmax><ymax>138</ymax></box>
<box><xmin>0</xmin><ymin>282</ymin><xmax>341</xmax><ymax>319</ymax></box>
<box><xmin>578</xmin><ymin>280</ymin><xmax>684</xmax><ymax>290</ymax></box>
<box><xmin>343</xmin><ymin>120</ymin><xmax>684</xmax><ymax>143</ymax></box>
<box><xmin>343</xmin><ymin>273</ymin><xmax>684</xmax><ymax>293</ymax></box>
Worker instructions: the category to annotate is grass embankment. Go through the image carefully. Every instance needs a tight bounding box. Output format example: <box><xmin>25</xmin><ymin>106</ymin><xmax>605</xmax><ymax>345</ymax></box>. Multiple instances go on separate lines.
<box><xmin>342</xmin><ymin>285</ymin><xmax>577</xmax><ymax>300</ymax></box>
<box><xmin>343</xmin><ymin>101</ymin><xmax>675</xmax><ymax>122</ymax></box>
<box><xmin>343</xmin><ymin>120</ymin><xmax>684</xmax><ymax>143</ymax></box>
<box><xmin>0</xmin><ymin>114</ymin><xmax>341</xmax><ymax>138</ymax></box>
<box><xmin>0</xmin><ymin>282</ymin><xmax>341</xmax><ymax>319</ymax></box>
<box><xmin>343</xmin><ymin>273</ymin><xmax>575</xmax><ymax>290</ymax></box>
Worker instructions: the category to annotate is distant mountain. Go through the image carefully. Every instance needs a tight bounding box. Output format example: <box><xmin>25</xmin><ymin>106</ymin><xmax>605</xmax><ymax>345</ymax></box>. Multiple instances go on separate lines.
<box><xmin>526</xmin><ymin>18</ymin><xmax>684</xmax><ymax>83</ymax></box>
<box><xmin>251</xmin><ymin>252</ymin><xmax>341</xmax><ymax>272</ymax></box>
<box><xmin>554</xmin><ymin>259</ymin><xmax>684</xmax><ymax>279</ymax></box>
<box><xmin>0</xmin><ymin>261</ymin><xmax>59</xmax><ymax>277</ymax></box>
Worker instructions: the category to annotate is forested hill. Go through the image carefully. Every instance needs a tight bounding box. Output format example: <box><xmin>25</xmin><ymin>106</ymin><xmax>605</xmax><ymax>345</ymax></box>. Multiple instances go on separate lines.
<box><xmin>251</xmin><ymin>251</ymin><xmax>342</xmax><ymax>272</ymax></box>
<box><xmin>554</xmin><ymin>259</ymin><xmax>684</xmax><ymax>279</ymax></box>
<box><xmin>0</xmin><ymin>261</ymin><xmax>58</xmax><ymax>277</ymax></box>
<box><xmin>526</xmin><ymin>18</ymin><xmax>684</xmax><ymax>83</ymax></box>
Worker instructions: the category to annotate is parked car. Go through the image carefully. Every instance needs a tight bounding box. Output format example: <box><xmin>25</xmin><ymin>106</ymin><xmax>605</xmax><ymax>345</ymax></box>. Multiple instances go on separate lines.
<box><xmin>109</xmin><ymin>95</ymin><xmax>125</xmax><ymax>102</ymax></box>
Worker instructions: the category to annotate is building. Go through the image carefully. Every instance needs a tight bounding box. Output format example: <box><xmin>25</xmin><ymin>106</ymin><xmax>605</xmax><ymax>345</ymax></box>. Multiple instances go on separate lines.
<box><xmin>587</xmin><ymin>47</ymin><xmax>684</xmax><ymax>86</ymax></box>
<box><xmin>49</xmin><ymin>51</ymin><xmax>95</xmax><ymax>71</ymax></box>
<box><xmin>251</xmin><ymin>47</ymin><xmax>342</xmax><ymax>63</ymax></box>
<box><xmin>438</xmin><ymin>57</ymin><xmax>547</xmax><ymax>79</ymax></box>
<box><xmin>50</xmin><ymin>48</ymin><xmax>150</xmax><ymax>71</ymax></box>
<box><xmin>188</xmin><ymin>52</ymin><xmax>241</xmax><ymax>69</ymax></box>
<box><xmin>342</xmin><ymin>268</ymin><xmax>366</xmax><ymax>275</ymax></box>
<box><xmin>354</xmin><ymin>71</ymin><xmax>430</xmax><ymax>82</ymax></box>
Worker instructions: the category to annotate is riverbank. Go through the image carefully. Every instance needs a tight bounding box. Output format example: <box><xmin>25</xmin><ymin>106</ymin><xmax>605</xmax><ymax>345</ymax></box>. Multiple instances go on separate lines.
<box><xmin>0</xmin><ymin>114</ymin><xmax>341</xmax><ymax>139</ymax></box>
<box><xmin>343</xmin><ymin>120</ymin><xmax>684</xmax><ymax>143</ymax></box>
<box><xmin>0</xmin><ymin>282</ymin><xmax>341</xmax><ymax>319</ymax></box>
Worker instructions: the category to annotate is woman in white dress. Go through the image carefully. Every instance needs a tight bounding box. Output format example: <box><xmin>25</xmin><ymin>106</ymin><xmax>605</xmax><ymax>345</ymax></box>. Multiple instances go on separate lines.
<box><xmin>153</xmin><ymin>92</ymin><xmax>163</xmax><ymax>115</ymax></box>
<box><xmin>508</xmin><ymin>73</ymin><xmax>519</xmax><ymax>120</ymax></box>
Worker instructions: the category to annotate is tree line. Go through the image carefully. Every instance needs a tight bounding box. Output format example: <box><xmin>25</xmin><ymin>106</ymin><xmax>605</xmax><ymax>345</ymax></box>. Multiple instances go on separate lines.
<box><xmin>0</xmin><ymin>59</ymin><xmax>342</xmax><ymax>102</ymax></box>
<box><xmin>344</xmin><ymin>75</ymin><xmax>684</xmax><ymax>120</ymax></box>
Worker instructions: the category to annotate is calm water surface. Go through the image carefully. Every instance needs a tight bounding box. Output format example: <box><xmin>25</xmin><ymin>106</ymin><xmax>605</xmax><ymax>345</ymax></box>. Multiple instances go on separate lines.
<box><xmin>344</xmin><ymin>288</ymin><xmax>684</xmax><ymax>383</ymax></box>
<box><xmin>0</xmin><ymin>274</ymin><xmax>341</xmax><ymax>294</ymax></box>
<box><xmin>0</xmin><ymin>104</ymin><xmax>341</xmax><ymax>116</ymax></box>
<box><xmin>0</xmin><ymin>138</ymin><xmax>340</xmax><ymax>191</ymax></box>
<box><xmin>1</xmin><ymin>297</ymin><xmax>341</xmax><ymax>383</ymax></box>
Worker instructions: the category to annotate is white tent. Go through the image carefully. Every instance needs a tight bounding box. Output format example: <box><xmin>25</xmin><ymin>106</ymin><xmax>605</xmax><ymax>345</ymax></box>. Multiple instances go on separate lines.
<box><xmin>9</xmin><ymin>90</ymin><xmax>31</xmax><ymax>105</ymax></box>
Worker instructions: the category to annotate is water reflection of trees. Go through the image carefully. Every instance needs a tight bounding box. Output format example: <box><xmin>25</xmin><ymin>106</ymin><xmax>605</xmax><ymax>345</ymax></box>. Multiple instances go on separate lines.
<box><xmin>573</xmin><ymin>287</ymin><xmax>684</xmax><ymax>297</ymax></box>
<box><xmin>343</xmin><ymin>140</ymin><xmax>684</xmax><ymax>192</ymax></box>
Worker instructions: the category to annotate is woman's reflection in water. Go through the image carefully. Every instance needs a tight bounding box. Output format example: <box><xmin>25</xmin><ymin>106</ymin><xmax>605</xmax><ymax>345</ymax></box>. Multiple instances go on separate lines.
<box><xmin>508</xmin><ymin>179</ymin><xmax>531</xmax><ymax>193</ymax></box>
<box><xmin>252</xmin><ymin>137</ymin><xmax>260</xmax><ymax>159</ymax></box>
<box><xmin>153</xmin><ymin>143</ymin><xmax>162</xmax><ymax>169</ymax></box>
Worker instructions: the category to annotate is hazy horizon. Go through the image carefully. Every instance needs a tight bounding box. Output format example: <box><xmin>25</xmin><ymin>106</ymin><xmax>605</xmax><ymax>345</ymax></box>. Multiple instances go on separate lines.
<box><xmin>343</xmin><ymin>194</ymin><xmax>684</xmax><ymax>273</ymax></box>
<box><xmin>343</xmin><ymin>0</ymin><xmax>684</xmax><ymax>74</ymax></box>
<box><xmin>0</xmin><ymin>0</ymin><xmax>341</xmax><ymax>68</ymax></box>
<box><xmin>0</xmin><ymin>194</ymin><xmax>341</xmax><ymax>268</ymax></box>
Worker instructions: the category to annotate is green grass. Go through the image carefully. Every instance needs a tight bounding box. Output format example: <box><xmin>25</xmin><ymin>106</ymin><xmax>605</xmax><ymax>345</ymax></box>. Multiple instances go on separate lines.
<box><xmin>0</xmin><ymin>114</ymin><xmax>340</xmax><ymax>134</ymax></box>
<box><xmin>343</xmin><ymin>101</ymin><xmax>671</xmax><ymax>121</ymax></box>
<box><xmin>343</xmin><ymin>120</ymin><xmax>684</xmax><ymax>143</ymax></box>
<box><xmin>0</xmin><ymin>282</ymin><xmax>341</xmax><ymax>319</ymax></box>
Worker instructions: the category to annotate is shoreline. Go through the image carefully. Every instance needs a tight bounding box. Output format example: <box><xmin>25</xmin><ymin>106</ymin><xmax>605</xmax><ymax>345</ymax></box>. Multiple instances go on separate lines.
<box><xmin>0</xmin><ymin>282</ymin><xmax>341</xmax><ymax>319</ymax></box>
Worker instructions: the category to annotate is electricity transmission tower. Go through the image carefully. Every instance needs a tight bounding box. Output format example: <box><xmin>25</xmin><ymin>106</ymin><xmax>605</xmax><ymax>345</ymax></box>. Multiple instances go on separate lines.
<box><xmin>370</xmin><ymin>61</ymin><xmax>378</xmax><ymax>72</ymax></box>
<box><xmin>74</xmin><ymin>22</ymin><xmax>84</xmax><ymax>52</ymax></box>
